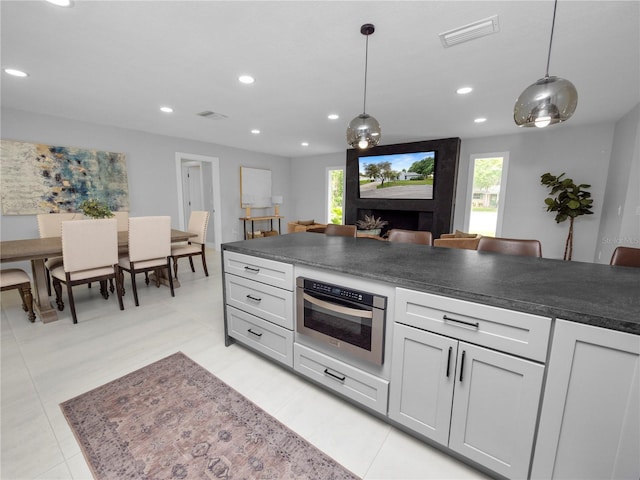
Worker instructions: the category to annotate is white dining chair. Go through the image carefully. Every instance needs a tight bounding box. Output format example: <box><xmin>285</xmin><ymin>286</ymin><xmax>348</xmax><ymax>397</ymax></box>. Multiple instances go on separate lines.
<box><xmin>1</xmin><ymin>269</ymin><xmax>36</xmax><ymax>322</ymax></box>
<box><xmin>118</xmin><ymin>216</ymin><xmax>174</xmax><ymax>306</ymax></box>
<box><xmin>50</xmin><ymin>218</ymin><xmax>124</xmax><ymax>324</ymax></box>
<box><xmin>171</xmin><ymin>211</ymin><xmax>210</xmax><ymax>279</ymax></box>
<box><xmin>37</xmin><ymin>212</ymin><xmax>83</xmax><ymax>295</ymax></box>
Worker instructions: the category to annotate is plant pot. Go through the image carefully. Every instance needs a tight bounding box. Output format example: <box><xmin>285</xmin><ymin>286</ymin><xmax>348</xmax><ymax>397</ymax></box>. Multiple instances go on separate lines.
<box><xmin>358</xmin><ymin>229</ymin><xmax>381</xmax><ymax>236</ymax></box>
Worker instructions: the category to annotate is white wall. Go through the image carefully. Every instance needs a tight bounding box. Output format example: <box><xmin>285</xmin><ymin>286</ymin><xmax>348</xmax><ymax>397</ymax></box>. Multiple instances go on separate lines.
<box><xmin>595</xmin><ymin>104</ymin><xmax>640</xmax><ymax>263</ymax></box>
<box><xmin>289</xmin><ymin>152</ymin><xmax>345</xmax><ymax>223</ymax></box>
<box><xmin>457</xmin><ymin>124</ymin><xmax>616</xmax><ymax>262</ymax></box>
<box><xmin>0</xmin><ymin>108</ymin><xmax>292</xmax><ymax>245</ymax></box>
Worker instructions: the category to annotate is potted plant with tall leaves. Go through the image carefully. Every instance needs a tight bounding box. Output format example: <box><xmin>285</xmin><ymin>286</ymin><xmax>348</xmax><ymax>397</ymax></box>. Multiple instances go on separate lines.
<box><xmin>355</xmin><ymin>215</ymin><xmax>388</xmax><ymax>236</ymax></box>
<box><xmin>540</xmin><ymin>172</ymin><xmax>593</xmax><ymax>261</ymax></box>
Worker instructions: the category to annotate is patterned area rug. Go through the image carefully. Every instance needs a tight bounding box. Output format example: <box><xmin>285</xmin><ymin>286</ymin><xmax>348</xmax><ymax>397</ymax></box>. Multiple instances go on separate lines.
<box><xmin>61</xmin><ymin>352</ymin><xmax>360</xmax><ymax>479</ymax></box>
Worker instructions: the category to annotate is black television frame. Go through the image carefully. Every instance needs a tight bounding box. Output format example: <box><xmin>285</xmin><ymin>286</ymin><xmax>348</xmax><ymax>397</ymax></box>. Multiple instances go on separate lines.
<box><xmin>345</xmin><ymin>138</ymin><xmax>461</xmax><ymax>239</ymax></box>
<box><xmin>357</xmin><ymin>150</ymin><xmax>437</xmax><ymax>200</ymax></box>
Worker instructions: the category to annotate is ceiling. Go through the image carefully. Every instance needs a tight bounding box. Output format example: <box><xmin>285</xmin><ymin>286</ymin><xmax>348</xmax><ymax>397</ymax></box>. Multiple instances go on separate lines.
<box><xmin>1</xmin><ymin>1</ymin><xmax>639</xmax><ymax>158</ymax></box>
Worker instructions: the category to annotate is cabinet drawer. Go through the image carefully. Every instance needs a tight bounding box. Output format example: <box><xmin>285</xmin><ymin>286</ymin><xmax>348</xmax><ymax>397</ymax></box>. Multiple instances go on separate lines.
<box><xmin>293</xmin><ymin>343</ymin><xmax>389</xmax><ymax>415</ymax></box>
<box><xmin>224</xmin><ymin>251</ymin><xmax>293</xmax><ymax>290</ymax></box>
<box><xmin>227</xmin><ymin>306</ymin><xmax>293</xmax><ymax>367</ymax></box>
<box><xmin>395</xmin><ymin>288</ymin><xmax>550</xmax><ymax>361</ymax></box>
<box><xmin>225</xmin><ymin>274</ymin><xmax>294</xmax><ymax>330</ymax></box>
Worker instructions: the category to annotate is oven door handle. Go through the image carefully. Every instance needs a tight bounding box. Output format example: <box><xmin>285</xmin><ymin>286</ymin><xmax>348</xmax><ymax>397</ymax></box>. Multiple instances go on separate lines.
<box><xmin>303</xmin><ymin>292</ymin><xmax>373</xmax><ymax>318</ymax></box>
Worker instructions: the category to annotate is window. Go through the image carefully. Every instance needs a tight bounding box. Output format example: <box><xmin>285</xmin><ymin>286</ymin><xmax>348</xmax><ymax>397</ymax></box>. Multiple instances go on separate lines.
<box><xmin>326</xmin><ymin>167</ymin><xmax>344</xmax><ymax>224</ymax></box>
<box><xmin>465</xmin><ymin>153</ymin><xmax>509</xmax><ymax>236</ymax></box>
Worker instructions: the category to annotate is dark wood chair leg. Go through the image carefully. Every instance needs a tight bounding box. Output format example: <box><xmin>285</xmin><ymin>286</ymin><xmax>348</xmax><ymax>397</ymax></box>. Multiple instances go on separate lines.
<box><xmin>201</xmin><ymin>248</ymin><xmax>209</xmax><ymax>277</ymax></box>
<box><xmin>114</xmin><ymin>268</ymin><xmax>124</xmax><ymax>311</ymax></box>
<box><xmin>99</xmin><ymin>280</ymin><xmax>109</xmax><ymax>300</ymax></box>
<box><xmin>19</xmin><ymin>285</ymin><xmax>36</xmax><ymax>322</ymax></box>
<box><xmin>53</xmin><ymin>278</ymin><xmax>64</xmax><ymax>311</ymax></box>
<box><xmin>65</xmin><ymin>282</ymin><xmax>78</xmax><ymax>324</ymax></box>
<box><xmin>173</xmin><ymin>257</ymin><xmax>179</xmax><ymax>280</ymax></box>
<box><xmin>109</xmin><ymin>278</ymin><xmax>115</xmax><ymax>293</ymax></box>
<box><xmin>188</xmin><ymin>256</ymin><xmax>195</xmax><ymax>272</ymax></box>
<box><xmin>166</xmin><ymin>258</ymin><xmax>175</xmax><ymax>297</ymax></box>
<box><xmin>130</xmin><ymin>268</ymin><xmax>140</xmax><ymax>307</ymax></box>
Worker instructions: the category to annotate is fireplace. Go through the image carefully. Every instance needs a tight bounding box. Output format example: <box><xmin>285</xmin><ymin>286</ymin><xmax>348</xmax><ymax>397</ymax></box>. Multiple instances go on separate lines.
<box><xmin>345</xmin><ymin>138</ymin><xmax>461</xmax><ymax>239</ymax></box>
<box><xmin>357</xmin><ymin>209</ymin><xmax>433</xmax><ymax>237</ymax></box>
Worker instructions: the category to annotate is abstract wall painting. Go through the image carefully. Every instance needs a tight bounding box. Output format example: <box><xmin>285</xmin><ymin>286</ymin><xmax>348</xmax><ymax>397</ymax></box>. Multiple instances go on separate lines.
<box><xmin>0</xmin><ymin>140</ymin><xmax>129</xmax><ymax>215</ymax></box>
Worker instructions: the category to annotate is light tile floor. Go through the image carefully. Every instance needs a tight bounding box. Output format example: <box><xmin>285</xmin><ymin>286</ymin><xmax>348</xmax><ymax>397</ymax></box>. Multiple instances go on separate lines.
<box><xmin>1</xmin><ymin>251</ymin><xmax>490</xmax><ymax>480</ymax></box>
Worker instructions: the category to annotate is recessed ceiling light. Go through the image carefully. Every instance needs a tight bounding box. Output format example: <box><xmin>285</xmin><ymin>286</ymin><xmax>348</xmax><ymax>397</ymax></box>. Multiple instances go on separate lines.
<box><xmin>456</xmin><ymin>87</ymin><xmax>473</xmax><ymax>95</ymax></box>
<box><xmin>251</xmin><ymin>129</ymin><xmax>260</xmax><ymax>134</ymax></box>
<box><xmin>238</xmin><ymin>75</ymin><xmax>255</xmax><ymax>84</ymax></box>
<box><xmin>46</xmin><ymin>0</ymin><xmax>72</xmax><ymax>6</ymax></box>
<box><xmin>301</xmin><ymin>142</ymin><xmax>309</xmax><ymax>147</ymax></box>
<box><xmin>328</xmin><ymin>114</ymin><xmax>339</xmax><ymax>120</ymax></box>
<box><xmin>160</xmin><ymin>106</ymin><xmax>173</xmax><ymax>113</ymax></box>
<box><xmin>4</xmin><ymin>68</ymin><xmax>29</xmax><ymax>78</ymax></box>
<box><xmin>474</xmin><ymin>117</ymin><xmax>487</xmax><ymax>123</ymax></box>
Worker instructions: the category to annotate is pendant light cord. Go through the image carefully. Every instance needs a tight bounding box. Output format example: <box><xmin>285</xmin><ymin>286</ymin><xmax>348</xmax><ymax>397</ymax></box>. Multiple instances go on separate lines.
<box><xmin>362</xmin><ymin>34</ymin><xmax>369</xmax><ymax>115</ymax></box>
<box><xmin>545</xmin><ymin>0</ymin><xmax>558</xmax><ymax>78</ymax></box>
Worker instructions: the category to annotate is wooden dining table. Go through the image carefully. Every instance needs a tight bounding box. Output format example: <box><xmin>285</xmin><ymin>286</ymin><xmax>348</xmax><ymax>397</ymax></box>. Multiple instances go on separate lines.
<box><xmin>0</xmin><ymin>229</ymin><xmax>196</xmax><ymax>323</ymax></box>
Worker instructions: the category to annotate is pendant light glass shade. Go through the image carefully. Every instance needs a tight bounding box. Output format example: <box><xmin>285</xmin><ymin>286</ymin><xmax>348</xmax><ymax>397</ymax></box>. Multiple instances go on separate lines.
<box><xmin>514</xmin><ymin>75</ymin><xmax>578</xmax><ymax>128</ymax></box>
<box><xmin>347</xmin><ymin>114</ymin><xmax>381</xmax><ymax>149</ymax></box>
<box><xmin>514</xmin><ymin>0</ymin><xmax>577</xmax><ymax>128</ymax></box>
<box><xmin>347</xmin><ymin>24</ymin><xmax>381</xmax><ymax>149</ymax></box>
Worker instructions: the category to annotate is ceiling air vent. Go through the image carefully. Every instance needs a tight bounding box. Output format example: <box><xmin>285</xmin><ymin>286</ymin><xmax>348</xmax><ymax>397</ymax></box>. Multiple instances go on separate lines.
<box><xmin>197</xmin><ymin>110</ymin><xmax>228</xmax><ymax>120</ymax></box>
<box><xmin>439</xmin><ymin>15</ymin><xmax>499</xmax><ymax>48</ymax></box>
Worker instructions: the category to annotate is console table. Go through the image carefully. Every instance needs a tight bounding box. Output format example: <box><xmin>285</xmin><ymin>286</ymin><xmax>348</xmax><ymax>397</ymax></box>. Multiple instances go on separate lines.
<box><xmin>239</xmin><ymin>215</ymin><xmax>283</xmax><ymax>239</ymax></box>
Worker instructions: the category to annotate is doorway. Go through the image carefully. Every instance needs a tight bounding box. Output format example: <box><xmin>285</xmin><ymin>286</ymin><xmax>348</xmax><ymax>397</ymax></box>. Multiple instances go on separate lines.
<box><xmin>175</xmin><ymin>153</ymin><xmax>222</xmax><ymax>251</ymax></box>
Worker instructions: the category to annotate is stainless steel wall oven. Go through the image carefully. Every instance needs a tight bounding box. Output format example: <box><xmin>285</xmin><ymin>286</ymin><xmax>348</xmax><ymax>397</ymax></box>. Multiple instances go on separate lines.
<box><xmin>296</xmin><ymin>276</ymin><xmax>387</xmax><ymax>365</ymax></box>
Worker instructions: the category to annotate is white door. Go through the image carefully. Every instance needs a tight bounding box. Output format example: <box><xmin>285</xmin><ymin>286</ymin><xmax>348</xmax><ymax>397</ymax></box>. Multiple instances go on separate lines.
<box><xmin>175</xmin><ymin>153</ymin><xmax>222</xmax><ymax>250</ymax></box>
<box><xmin>182</xmin><ymin>164</ymin><xmax>204</xmax><ymax>222</ymax></box>
<box><xmin>531</xmin><ymin>320</ymin><xmax>640</xmax><ymax>479</ymax></box>
<box><xmin>389</xmin><ymin>324</ymin><xmax>457</xmax><ymax>446</ymax></box>
<box><xmin>449</xmin><ymin>342</ymin><xmax>544</xmax><ymax>479</ymax></box>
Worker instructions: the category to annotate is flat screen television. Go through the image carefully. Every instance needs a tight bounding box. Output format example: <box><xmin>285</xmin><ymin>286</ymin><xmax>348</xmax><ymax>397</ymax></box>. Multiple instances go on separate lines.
<box><xmin>358</xmin><ymin>151</ymin><xmax>435</xmax><ymax>200</ymax></box>
<box><xmin>344</xmin><ymin>138</ymin><xmax>461</xmax><ymax>238</ymax></box>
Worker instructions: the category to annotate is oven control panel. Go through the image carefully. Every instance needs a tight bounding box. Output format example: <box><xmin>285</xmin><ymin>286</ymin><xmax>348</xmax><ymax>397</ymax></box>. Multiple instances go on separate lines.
<box><xmin>301</xmin><ymin>277</ymin><xmax>386</xmax><ymax>309</ymax></box>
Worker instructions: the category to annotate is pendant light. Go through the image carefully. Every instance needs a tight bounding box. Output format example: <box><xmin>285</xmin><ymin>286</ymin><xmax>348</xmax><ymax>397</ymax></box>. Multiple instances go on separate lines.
<box><xmin>347</xmin><ymin>24</ymin><xmax>381</xmax><ymax>149</ymax></box>
<box><xmin>514</xmin><ymin>0</ymin><xmax>578</xmax><ymax>128</ymax></box>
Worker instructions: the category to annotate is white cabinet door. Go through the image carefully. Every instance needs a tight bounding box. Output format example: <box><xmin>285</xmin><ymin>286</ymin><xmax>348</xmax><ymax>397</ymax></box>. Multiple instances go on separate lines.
<box><xmin>388</xmin><ymin>323</ymin><xmax>457</xmax><ymax>445</ymax></box>
<box><xmin>449</xmin><ymin>342</ymin><xmax>545</xmax><ymax>480</ymax></box>
<box><xmin>531</xmin><ymin>319</ymin><xmax>640</xmax><ymax>480</ymax></box>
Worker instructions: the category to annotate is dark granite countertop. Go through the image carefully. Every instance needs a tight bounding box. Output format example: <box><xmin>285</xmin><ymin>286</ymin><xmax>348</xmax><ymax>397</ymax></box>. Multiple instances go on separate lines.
<box><xmin>222</xmin><ymin>233</ymin><xmax>640</xmax><ymax>335</ymax></box>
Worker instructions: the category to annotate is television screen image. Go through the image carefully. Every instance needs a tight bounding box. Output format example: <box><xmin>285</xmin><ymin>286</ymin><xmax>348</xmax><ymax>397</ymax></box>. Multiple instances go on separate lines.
<box><xmin>358</xmin><ymin>151</ymin><xmax>436</xmax><ymax>199</ymax></box>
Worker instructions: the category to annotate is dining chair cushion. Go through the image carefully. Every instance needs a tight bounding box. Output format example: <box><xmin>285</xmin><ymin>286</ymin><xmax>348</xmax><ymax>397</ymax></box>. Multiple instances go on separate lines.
<box><xmin>0</xmin><ymin>268</ymin><xmax>32</xmax><ymax>288</ymax></box>
<box><xmin>37</xmin><ymin>212</ymin><xmax>82</xmax><ymax>238</ymax></box>
<box><xmin>50</xmin><ymin>265</ymin><xmax>116</xmax><ymax>282</ymax></box>
<box><xmin>112</xmin><ymin>211</ymin><xmax>129</xmax><ymax>232</ymax></box>
<box><xmin>186</xmin><ymin>211</ymin><xmax>209</xmax><ymax>245</ymax></box>
<box><xmin>58</xmin><ymin>219</ymin><xmax>119</xmax><ymax>272</ymax></box>
<box><xmin>126</xmin><ymin>216</ymin><xmax>171</xmax><ymax>262</ymax></box>
<box><xmin>170</xmin><ymin>244</ymin><xmax>202</xmax><ymax>256</ymax></box>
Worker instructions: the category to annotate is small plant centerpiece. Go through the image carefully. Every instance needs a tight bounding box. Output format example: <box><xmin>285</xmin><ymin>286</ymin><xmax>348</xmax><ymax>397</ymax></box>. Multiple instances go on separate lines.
<box><xmin>355</xmin><ymin>214</ymin><xmax>388</xmax><ymax>236</ymax></box>
<box><xmin>78</xmin><ymin>199</ymin><xmax>114</xmax><ymax>219</ymax></box>
<box><xmin>540</xmin><ymin>172</ymin><xmax>593</xmax><ymax>261</ymax></box>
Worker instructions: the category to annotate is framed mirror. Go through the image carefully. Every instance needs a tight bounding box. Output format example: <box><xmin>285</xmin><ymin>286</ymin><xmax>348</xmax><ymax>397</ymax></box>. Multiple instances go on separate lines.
<box><xmin>240</xmin><ymin>166</ymin><xmax>272</xmax><ymax>208</ymax></box>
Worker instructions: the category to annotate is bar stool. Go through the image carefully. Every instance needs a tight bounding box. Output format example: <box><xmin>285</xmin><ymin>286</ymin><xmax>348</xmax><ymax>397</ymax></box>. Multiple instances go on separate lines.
<box><xmin>1</xmin><ymin>269</ymin><xmax>36</xmax><ymax>322</ymax></box>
